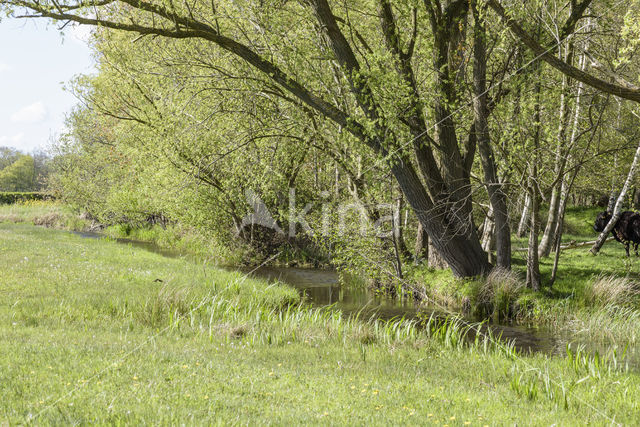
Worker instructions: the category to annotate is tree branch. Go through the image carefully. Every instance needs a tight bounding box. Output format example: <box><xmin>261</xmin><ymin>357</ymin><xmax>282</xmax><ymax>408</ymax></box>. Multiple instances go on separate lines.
<box><xmin>8</xmin><ymin>0</ymin><xmax>383</xmax><ymax>150</ymax></box>
<box><xmin>487</xmin><ymin>0</ymin><xmax>640</xmax><ymax>102</ymax></box>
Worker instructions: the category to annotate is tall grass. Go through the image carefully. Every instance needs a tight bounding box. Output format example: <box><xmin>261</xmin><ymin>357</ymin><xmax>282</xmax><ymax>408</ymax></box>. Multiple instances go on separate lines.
<box><xmin>566</xmin><ymin>304</ymin><xmax>640</xmax><ymax>345</ymax></box>
<box><xmin>585</xmin><ymin>274</ymin><xmax>639</xmax><ymax>306</ymax></box>
<box><xmin>0</xmin><ymin>200</ymin><xmax>90</xmax><ymax>230</ymax></box>
<box><xmin>477</xmin><ymin>267</ymin><xmax>525</xmax><ymax>320</ymax></box>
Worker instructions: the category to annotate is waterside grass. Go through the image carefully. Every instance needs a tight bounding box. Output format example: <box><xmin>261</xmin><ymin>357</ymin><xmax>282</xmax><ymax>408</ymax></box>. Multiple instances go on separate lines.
<box><xmin>406</xmin><ymin>206</ymin><xmax>640</xmax><ymax>348</ymax></box>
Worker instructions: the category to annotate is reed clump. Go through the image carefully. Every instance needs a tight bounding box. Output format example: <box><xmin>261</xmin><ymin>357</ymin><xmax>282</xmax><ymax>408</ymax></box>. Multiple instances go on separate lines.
<box><xmin>477</xmin><ymin>267</ymin><xmax>525</xmax><ymax>320</ymax></box>
<box><xmin>585</xmin><ymin>274</ymin><xmax>639</xmax><ymax>307</ymax></box>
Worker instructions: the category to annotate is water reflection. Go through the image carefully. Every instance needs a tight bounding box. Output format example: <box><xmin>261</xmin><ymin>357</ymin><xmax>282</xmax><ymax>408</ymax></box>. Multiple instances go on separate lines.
<box><xmin>246</xmin><ymin>266</ymin><xmax>554</xmax><ymax>354</ymax></box>
<box><xmin>246</xmin><ymin>266</ymin><xmax>638</xmax><ymax>368</ymax></box>
<box><xmin>243</xmin><ymin>266</ymin><xmax>419</xmax><ymax>321</ymax></box>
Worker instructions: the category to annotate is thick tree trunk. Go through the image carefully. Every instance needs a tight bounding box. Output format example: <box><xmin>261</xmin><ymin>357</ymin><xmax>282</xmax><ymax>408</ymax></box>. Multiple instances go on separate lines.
<box><xmin>428</xmin><ymin>239</ymin><xmax>448</xmax><ymax>270</ymax></box>
<box><xmin>390</xmin><ymin>161</ymin><xmax>489</xmax><ymax>277</ymax></box>
<box><xmin>313</xmin><ymin>0</ymin><xmax>487</xmax><ymax>277</ymax></box>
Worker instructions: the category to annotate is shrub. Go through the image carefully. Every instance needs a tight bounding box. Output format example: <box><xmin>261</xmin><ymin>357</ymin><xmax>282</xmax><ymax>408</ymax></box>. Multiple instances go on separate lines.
<box><xmin>0</xmin><ymin>192</ymin><xmax>52</xmax><ymax>205</ymax></box>
<box><xmin>32</xmin><ymin>212</ymin><xmax>63</xmax><ymax>228</ymax></box>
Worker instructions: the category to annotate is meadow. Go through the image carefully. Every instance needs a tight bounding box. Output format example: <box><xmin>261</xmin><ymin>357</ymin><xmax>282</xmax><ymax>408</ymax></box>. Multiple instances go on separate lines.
<box><xmin>2</xmin><ymin>219</ymin><xmax>640</xmax><ymax>424</ymax></box>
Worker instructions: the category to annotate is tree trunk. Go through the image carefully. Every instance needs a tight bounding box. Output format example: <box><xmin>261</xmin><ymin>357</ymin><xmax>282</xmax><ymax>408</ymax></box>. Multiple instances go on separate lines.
<box><xmin>539</xmin><ymin>184</ymin><xmax>563</xmax><ymax>257</ymax></box>
<box><xmin>481</xmin><ymin>206</ymin><xmax>495</xmax><ymax>264</ymax></box>
<box><xmin>549</xmin><ymin>46</ymin><xmax>589</xmax><ymax>257</ymax></box>
<box><xmin>313</xmin><ymin>0</ymin><xmax>488</xmax><ymax>277</ymax></box>
<box><xmin>526</xmin><ymin>73</ymin><xmax>543</xmax><ymax>291</ymax></box>
<box><xmin>472</xmin><ymin>1</ymin><xmax>511</xmax><ymax>269</ymax></box>
<box><xmin>608</xmin><ymin>152</ymin><xmax>619</xmax><ymax>212</ymax></box>
<box><xmin>428</xmin><ymin>239</ymin><xmax>448</xmax><ymax>270</ymax></box>
<box><xmin>390</xmin><ymin>161</ymin><xmax>489</xmax><ymax>277</ymax></box>
<box><xmin>550</xmin><ymin>171</ymin><xmax>577</xmax><ymax>285</ymax></box>
<box><xmin>481</xmin><ymin>206</ymin><xmax>495</xmax><ymax>251</ymax></box>
<box><xmin>395</xmin><ymin>195</ymin><xmax>411</xmax><ymax>259</ymax></box>
<box><xmin>526</xmin><ymin>186</ymin><xmax>542</xmax><ymax>291</ymax></box>
<box><xmin>414</xmin><ymin>222</ymin><xmax>429</xmax><ymax>261</ymax></box>
<box><xmin>517</xmin><ymin>194</ymin><xmax>531</xmax><ymax>238</ymax></box>
<box><xmin>539</xmin><ymin>41</ymin><xmax>576</xmax><ymax>258</ymax></box>
<box><xmin>391</xmin><ymin>200</ymin><xmax>404</xmax><ymax>279</ymax></box>
<box><xmin>607</xmin><ymin>190</ymin><xmax>618</xmax><ymax>213</ymax></box>
<box><xmin>634</xmin><ymin>188</ymin><xmax>640</xmax><ymax>209</ymax></box>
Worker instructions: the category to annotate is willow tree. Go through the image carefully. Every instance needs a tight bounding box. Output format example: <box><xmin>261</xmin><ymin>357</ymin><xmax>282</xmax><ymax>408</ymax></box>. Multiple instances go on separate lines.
<box><xmin>2</xmin><ymin>0</ymin><xmax>497</xmax><ymax>276</ymax></box>
<box><xmin>8</xmin><ymin>0</ymin><xmax>629</xmax><ymax>277</ymax></box>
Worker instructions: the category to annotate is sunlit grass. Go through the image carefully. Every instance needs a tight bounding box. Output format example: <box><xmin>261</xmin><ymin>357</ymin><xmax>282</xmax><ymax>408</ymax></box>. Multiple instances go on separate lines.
<box><xmin>1</xmin><ymin>223</ymin><xmax>640</xmax><ymax>423</ymax></box>
<box><xmin>0</xmin><ymin>200</ymin><xmax>88</xmax><ymax>230</ymax></box>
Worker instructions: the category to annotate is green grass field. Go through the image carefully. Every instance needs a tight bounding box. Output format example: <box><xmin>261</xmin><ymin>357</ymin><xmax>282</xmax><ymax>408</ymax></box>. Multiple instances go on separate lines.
<box><xmin>2</xmin><ymin>222</ymin><xmax>640</xmax><ymax>424</ymax></box>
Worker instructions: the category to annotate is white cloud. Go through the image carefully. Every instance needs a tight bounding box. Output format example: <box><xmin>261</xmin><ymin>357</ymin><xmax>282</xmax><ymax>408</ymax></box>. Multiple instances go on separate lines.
<box><xmin>0</xmin><ymin>63</ymin><xmax>10</xmax><ymax>73</ymax></box>
<box><xmin>0</xmin><ymin>133</ymin><xmax>25</xmax><ymax>145</ymax></box>
<box><xmin>10</xmin><ymin>101</ymin><xmax>48</xmax><ymax>124</ymax></box>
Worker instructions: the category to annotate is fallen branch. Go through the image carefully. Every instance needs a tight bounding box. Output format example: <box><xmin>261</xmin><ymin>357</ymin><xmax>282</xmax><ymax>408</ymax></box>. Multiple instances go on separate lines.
<box><xmin>514</xmin><ymin>237</ymin><xmax>614</xmax><ymax>252</ymax></box>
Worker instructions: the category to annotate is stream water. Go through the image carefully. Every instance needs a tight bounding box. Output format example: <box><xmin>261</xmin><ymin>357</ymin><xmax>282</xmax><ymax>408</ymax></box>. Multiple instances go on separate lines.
<box><xmin>242</xmin><ymin>266</ymin><xmax>569</xmax><ymax>356</ymax></box>
<box><xmin>74</xmin><ymin>231</ymin><xmax>638</xmax><ymax>367</ymax></box>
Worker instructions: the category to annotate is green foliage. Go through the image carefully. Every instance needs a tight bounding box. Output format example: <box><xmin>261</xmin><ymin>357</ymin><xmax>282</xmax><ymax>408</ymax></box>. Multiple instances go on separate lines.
<box><xmin>20</xmin><ymin>0</ymin><xmax>640</xmax><ymax>282</ymax></box>
<box><xmin>563</xmin><ymin>206</ymin><xmax>604</xmax><ymax>236</ymax></box>
<box><xmin>0</xmin><ymin>146</ymin><xmax>21</xmax><ymax>170</ymax></box>
<box><xmin>0</xmin><ymin>155</ymin><xmax>35</xmax><ymax>191</ymax></box>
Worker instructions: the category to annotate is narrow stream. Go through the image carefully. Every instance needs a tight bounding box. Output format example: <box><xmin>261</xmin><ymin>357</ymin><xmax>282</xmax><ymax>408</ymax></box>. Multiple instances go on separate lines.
<box><xmin>74</xmin><ymin>231</ymin><xmax>638</xmax><ymax>367</ymax></box>
<box><xmin>243</xmin><ymin>266</ymin><xmax>568</xmax><ymax>356</ymax></box>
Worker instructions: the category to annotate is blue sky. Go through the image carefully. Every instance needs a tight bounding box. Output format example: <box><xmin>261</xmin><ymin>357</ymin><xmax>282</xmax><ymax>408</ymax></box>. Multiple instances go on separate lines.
<box><xmin>0</xmin><ymin>18</ymin><xmax>95</xmax><ymax>153</ymax></box>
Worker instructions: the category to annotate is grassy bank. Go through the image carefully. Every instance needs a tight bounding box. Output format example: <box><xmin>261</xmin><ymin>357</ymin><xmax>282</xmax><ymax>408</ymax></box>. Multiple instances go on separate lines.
<box><xmin>0</xmin><ymin>200</ymin><xmax>242</xmax><ymax>264</ymax></box>
<box><xmin>0</xmin><ymin>200</ymin><xmax>90</xmax><ymax>230</ymax></box>
<box><xmin>1</xmin><ymin>222</ymin><xmax>640</xmax><ymax>424</ymax></box>
<box><xmin>409</xmin><ymin>206</ymin><xmax>640</xmax><ymax>345</ymax></box>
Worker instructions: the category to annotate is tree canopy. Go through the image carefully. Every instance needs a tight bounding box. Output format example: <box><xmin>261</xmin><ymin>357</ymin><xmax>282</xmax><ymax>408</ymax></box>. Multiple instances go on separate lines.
<box><xmin>4</xmin><ymin>0</ymin><xmax>640</xmax><ymax>283</ymax></box>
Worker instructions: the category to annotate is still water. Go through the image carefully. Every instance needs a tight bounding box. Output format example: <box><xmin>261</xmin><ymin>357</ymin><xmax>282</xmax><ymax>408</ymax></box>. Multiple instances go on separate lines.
<box><xmin>243</xmin><ymin>266</ymin><xmax>569</xmax><ymax>355</ymax></box>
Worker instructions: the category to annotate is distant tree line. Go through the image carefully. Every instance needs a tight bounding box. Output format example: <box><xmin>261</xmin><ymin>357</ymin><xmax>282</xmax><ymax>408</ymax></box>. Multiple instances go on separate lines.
<box><xmin>0</xmin><ymin>147</ymin><xmax>50</xmax><ymax>192</ymax></box>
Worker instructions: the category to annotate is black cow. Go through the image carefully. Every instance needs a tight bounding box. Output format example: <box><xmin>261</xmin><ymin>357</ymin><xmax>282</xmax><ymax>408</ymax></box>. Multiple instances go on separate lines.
<box><xmin>593</xmin><ymin>211</ymin><xmax>640</xmax><ymax>256</ymax></box>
